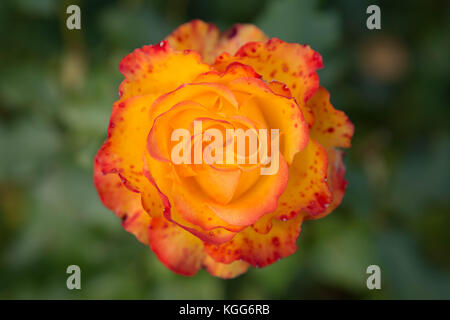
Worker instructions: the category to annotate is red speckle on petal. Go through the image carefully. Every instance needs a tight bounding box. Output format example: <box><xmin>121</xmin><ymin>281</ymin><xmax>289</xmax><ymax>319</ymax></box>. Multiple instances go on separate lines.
<box><xmin>272</xmin><ymin>237</ymin><xmax>280</xmax><ymax>247</ymax></box>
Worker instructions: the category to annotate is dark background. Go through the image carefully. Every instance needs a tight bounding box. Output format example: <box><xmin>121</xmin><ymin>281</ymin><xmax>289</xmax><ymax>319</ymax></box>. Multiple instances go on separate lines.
<box><xmin>0</xmin><ymin>0</ymin><xmax>449</xmax><ymax>299</ymax></box>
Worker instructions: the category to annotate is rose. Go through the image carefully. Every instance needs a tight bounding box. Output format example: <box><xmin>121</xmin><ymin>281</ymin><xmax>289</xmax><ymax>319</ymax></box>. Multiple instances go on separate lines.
<box><xmin>94</xmin><ymin>20</ymin><xmax>354</xmax><ymax>278</ymax></box>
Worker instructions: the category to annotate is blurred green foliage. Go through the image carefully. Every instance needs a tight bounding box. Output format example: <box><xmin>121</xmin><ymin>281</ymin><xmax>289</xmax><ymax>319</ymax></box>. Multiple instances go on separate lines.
<box><xmin>0</xmin><ymin>0</ymin><xmax>449</xmax><ymax>299</ymax></box>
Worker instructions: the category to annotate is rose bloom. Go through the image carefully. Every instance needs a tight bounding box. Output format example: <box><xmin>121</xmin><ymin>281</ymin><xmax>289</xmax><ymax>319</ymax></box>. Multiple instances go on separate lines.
<box><xmin>94</xmin><ymin>20</ymin><xmax>354</xmax><ymax>278</ymax></box>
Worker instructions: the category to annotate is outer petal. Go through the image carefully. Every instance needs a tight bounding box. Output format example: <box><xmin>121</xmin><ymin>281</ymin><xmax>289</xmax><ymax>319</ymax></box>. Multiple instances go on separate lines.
<box><xmin>305</xmin><ymin>148</ymin><xmax>347</xmax><ymax>220</ymax></box>
<box><xmin>205</xmin><ymin>214</ymin><xmax>304</xmax><ymax>267</ymax></box>
<box><xmin>306</xmin><ymin>87</ymin><xmax>353</xmax><ymax>220</ymax></box>
<box><xmin>165</xmin><ymin>20</ymin><xmax>220</xmax><ymax>64</ymax></box>
<box><xmin>97</xmin><ymin>95</ymin><xmax>166</xmax><ymax>218</ymax></box>
<box><xmin>251</xmin><ymin>139</ymin><xmax>332</xmax><ymax>234</ymax></box>
<box><xmin>272</xmin><ymin>138</ymin><xmax>332</xmax><ymax>217</ymax></box>
<box><xmin>165</xmin><ymin>20</ymin><xmax>267</xmax><ymax>64</ymax></box>
<box><xmin>148</xmin><ymin>215</ymin><xmax>250</xmax><ymax>278</ymax></box>
<box><xmin>148</xmin><ymin>216</ymin><xmax>205</xmax><ymax>276</ymax></box>
<box><xmin>203</xmin><ymin>256</ymin><xmax>249</xmax><ymax>279</ymax></box>
<box><xmin>214</xmin><ymin>38</ymin><xmax>323</xmax><ymax>126</ymax></box>
<box><xmin>215</xmin><ymin>24</ymin><xmax>268</xmax><ymax>59</ymax></box>
<box><xmin>307</xmin><ymin>87</ymin><xmax>354</xmax><ymax>149</ymax></box>
<box><xmin>119</xmin><ymin>41</ymin><xmax>210</xmax><ymax>100</ymax></box>
<box><xmin>94</xmin><ymin>157</ymin><xmax>150</xmax><ymax>244</ymax></box>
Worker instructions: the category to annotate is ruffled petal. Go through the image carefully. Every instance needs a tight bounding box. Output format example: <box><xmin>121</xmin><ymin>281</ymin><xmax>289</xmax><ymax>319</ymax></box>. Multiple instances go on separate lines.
<box><xmin>214</xmin><ymin>38</ymin><xmax>323</xmax><ymax>126</ymax></box>
<box><xmin>149</xmin><ymin>216</ymin><xmax>249</xmax><ymax>278</ymax></box>
<box><xmin>119</xmin><ymin>41</ymin><xmax>210</xmax><ymax>100</ymax></box>
<box><xmin>307</xmin><ymin>87</ymin><xmax>354</xmax><ymax>149</ymax></box>
<box><xmin>165</xmin><ymin>20</ymin><xmax>267</xmax><ymax>64</ymax></box>
<box><xmin>205</xmin><ymin>214</ymin><xmax>304</xmax><ymax>267</ymax></box>
<box><xmin>96</xmin><ymin>95</ymin><xmax>167</xmax><ymax>218</ymax></box>
<box><xmin>215</xmin><ymin>24</ymin><xmax>268</xmax><ymax>59</ymax></box>
<box><xmin>306</xmin><ymin>148</ymin><xmax>347</xmax><ymax>220</ymax></box>
<box><xmin>305</xmin><ymin>87</ymin><xmax>353</xmax><ymax>220</ymax></box>
<box><xmin>94</xmin><ymin>157</ymin><xmax>150</xmax><ymax>244</ymax></box>
<box><xmin>165</xmin><ymin>20</ymin><xmax>220</xmax><ymax>64</ymax></box>
<box><xmin>148</xmin><ymin>216</ymin><xmax>205</xmax><ymax>276</ymax></box>
<box><xmin>272</xmin><ymin>138</ymin><xmax>332</xmax><ymax>217</ymax></box>
<box><xmin>251</xmin><ymin>139</ymin><xmax>332</xmax><ymax>234</ymax></box>
<box><xmin>122</xmin><ymin>209</ymin><xmax>151</xmax><ymax>245</ymax></box>
<box><xmin>203</xmin><ymin>256</ymin><xmax>249</xmax><ymax>279</ymax></box>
